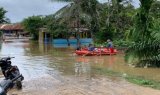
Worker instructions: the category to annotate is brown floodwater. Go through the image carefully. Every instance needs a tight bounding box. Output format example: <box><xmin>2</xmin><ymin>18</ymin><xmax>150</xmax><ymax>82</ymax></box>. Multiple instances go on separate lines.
<box><xmin>0</xmin><ymin>41</ymin><xmax>160</xmax><ymax>95</ymax></box>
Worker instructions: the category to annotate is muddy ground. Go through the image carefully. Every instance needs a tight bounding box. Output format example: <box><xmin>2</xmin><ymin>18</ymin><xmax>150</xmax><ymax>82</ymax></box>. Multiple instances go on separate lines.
<box><xmin>8</xmin><ymin>74</ymin><xmax>160</xmax><ymax>95</ymax></box>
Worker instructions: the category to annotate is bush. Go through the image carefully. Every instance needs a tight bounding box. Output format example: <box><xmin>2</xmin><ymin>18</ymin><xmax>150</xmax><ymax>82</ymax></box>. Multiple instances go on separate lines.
<box><xmin>113</xmin><ymin>40</ymin><xmax>133</xmax><ymax>49</ymax></box>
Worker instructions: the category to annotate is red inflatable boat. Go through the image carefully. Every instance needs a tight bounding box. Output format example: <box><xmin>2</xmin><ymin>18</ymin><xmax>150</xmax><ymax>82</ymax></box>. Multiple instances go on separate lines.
<box><xmin>75</xmin><ymin>48</ymin><xmax>118</xmax><ymax>56</ymax></box>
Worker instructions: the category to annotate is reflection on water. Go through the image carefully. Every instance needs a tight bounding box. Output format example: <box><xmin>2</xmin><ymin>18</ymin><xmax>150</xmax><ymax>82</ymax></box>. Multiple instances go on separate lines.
<box><xmin>0</xmin><ymin>41</ymin><xmax>160</xmax><ymax>82</ymax></box>
<box><xmin>75</xmin><ymin>58</ymin><xmax>91</xmax><ymax>79</ymax></box>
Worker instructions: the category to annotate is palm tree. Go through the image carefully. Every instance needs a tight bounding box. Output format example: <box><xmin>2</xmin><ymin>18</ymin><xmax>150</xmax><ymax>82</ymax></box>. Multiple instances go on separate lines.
<box><xmin>52</xmin><ymin>0</ymin><xmax>99</xmax><ymax>34</ymax></box>
<box><xmin>53</xmin><ymin>0</ymin><xmax>91</xmax><ymax>48</ymax></box>
<box><xmin>126</xmin><ymin>0</ymin><xmax>160</xmax><ymax>67</ymax></box>
<box><xmin>80</xmin><ymin>0</ymin><xmax>99</xmax><ymax>38</ymax></box>
<box><xmin>52</xmin><ymin>0</ymin><xmax>99</xmax><ymax>48</ymax></box>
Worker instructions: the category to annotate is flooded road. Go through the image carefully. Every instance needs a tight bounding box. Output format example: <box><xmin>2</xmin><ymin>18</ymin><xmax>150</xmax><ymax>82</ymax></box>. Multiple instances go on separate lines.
<box><xmin>0</xmin><ymin>41</ymin><xmax>160</xmax><ymax>95</ymax></box>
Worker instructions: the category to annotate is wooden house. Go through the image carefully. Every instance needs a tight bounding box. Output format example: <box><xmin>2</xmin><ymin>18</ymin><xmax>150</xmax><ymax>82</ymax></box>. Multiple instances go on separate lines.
<box><xmin>0</xmin><ymin>23</ymin><xmax>29</xmax><ymax>39</ymax></box>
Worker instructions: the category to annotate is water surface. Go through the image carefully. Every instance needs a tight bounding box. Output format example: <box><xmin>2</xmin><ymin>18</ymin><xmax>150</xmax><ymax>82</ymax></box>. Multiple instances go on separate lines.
<box><xmin>0</xmin><ymin>41</ymin><xmax>160</xmax><ymax>81</ymax></box>
<box><xmin>1</xmin><ymin>41</ymin><xmax>160</xmax><ymax>95</ymax></box>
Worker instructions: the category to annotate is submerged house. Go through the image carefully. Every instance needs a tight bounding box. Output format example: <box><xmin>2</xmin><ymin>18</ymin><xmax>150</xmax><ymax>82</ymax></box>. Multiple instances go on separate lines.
<box><xmin>39</xmin><ymin>28</ymin><xmax>93</xmax><ymax>47</ymax></box>
<box><xmin>39</xmin><ymin>28</ymin><xmax>52</xmax><ymax>43</ymax></box>
<box><xmin>39</xmin><ymin>21</ymin><xmax>93</xmax><ymax>48</ymax></box>
<box><xmin>0</xmin><ymin>23</ymin><xmax>29</xmax><ymax>39</ymax></box>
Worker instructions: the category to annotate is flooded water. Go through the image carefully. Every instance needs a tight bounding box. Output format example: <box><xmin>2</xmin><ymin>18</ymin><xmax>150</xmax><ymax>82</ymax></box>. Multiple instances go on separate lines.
<box><xmin>0</xmin><ymin>41</ymin><xmax>160</xmax><ymax>95</ymax></box>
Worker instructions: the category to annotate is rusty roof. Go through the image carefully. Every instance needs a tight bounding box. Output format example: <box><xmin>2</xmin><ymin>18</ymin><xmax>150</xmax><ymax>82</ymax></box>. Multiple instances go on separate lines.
<box><xmin>0</xmin><ymin>23</ymin><xmax>23</xmax><ymax>31</ymax></box>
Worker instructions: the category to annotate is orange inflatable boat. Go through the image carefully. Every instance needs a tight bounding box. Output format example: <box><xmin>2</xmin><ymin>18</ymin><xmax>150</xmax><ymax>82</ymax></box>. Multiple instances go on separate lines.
<box><xmin>75</xmin><ymin>48</ymin><xmax>118</xmax><ymax>56</ymax></box>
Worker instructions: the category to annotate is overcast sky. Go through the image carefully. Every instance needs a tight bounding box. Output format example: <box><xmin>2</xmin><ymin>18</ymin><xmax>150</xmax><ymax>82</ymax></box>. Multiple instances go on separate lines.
<box><xmin>0</xmin><ymin>0</ymin><xmax>140</xmax><ymax>23</ymax></box>
<box><xmin>0</xmin><ymin>0</ymin><xmax>68</xmax><ymax>23</ymax></box>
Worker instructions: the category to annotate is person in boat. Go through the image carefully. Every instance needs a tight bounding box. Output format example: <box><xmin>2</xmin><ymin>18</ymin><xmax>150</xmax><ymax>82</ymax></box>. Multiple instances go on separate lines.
<box><xmin>76</xmin><ymin>46</ymin><xmax>81</xmax><ymax>50</ymax></box>
<box><xmin>76</xmin><ymin>42</ymin><xmax>82</xmax><ymax>50</ymax></box>
<box><xmin>107</xmin><ymin>39</ymin><xmax>113</xmax><ymax>48</ymax></box>
<box><xmin>107</xmin><ymin>39</ymin><xmax>114</xmax><ymax>53</ymax></box>
<box><xmin>88</xmin><ymin>44</ymin><xmax>95</xmax><ymax>51</ymax></box>
<box><xmin>81</xmin><ymin>45</ymin><xmax>88</xmax><ymax>50</ymax></box>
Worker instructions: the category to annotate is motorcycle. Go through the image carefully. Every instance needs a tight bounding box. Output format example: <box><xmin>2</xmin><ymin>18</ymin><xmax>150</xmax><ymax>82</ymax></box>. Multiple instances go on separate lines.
<box><xmin>0</xmin><ymin>75</ymin><xmax>23</xmax><ymax>95</ymax></box>
<box><xmin>0</xmin><ymin>57</ymin><xmax>24</xmax><ymax>89</ymax></box>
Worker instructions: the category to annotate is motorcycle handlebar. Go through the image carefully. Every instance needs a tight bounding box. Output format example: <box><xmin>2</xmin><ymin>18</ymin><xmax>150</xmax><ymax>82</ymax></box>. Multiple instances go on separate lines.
<box><xmin>0</xmin><ymin>57</ymin><xmax>15</xmax><ymax>60</ymax></box>
<box><xmin>1</xmin><ymin>57</ymin><xmax>15</xmax><ymax>59</ymax></box>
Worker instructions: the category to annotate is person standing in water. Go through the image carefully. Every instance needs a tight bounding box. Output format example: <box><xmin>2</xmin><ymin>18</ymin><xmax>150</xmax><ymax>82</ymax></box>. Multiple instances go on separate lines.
<box><xmin>107</xmin><ymin>39</ymin><xmax>113</xmax><ymax>48</ymax></box>
<box><xmin>107</xmin><ymin>39</ymin><xmax>114</xmax><ymax>54</ymax></box>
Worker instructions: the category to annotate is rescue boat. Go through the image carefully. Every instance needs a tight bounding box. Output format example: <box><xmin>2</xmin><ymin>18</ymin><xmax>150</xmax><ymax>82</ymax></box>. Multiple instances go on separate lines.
<box><xmin>75</xmin><ymin>48</ymin><xmax>118</xmax><ymax>56</ymax></box>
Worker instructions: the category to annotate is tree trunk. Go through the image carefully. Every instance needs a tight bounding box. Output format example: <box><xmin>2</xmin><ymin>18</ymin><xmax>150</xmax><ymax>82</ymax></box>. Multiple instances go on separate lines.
<box><xmin>76</xmin><ymin>0</ymin><xmax>81</xmax><ymax>49</ymax></box>
<box><xmin>66</xmin><ymin>38</ymin><xmax>70</xmax><ymax>46</ymax></box>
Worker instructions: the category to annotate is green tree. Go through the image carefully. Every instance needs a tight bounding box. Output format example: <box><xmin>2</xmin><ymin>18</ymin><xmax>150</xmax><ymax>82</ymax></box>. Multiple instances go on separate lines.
<box><xmin>22</xmin><ymin>16</ymin><xmax>44</xmax><ymax>40</ymax></box>
<box><xmin>53</xmin><ymin>0</ymin><xmax>94</xmax><ymax>48</ymax></box>
<box><xmin>110</xmin><ymin>0</ymin><xmax>135</xmax><ymax>39</ymax></box>
<box><xmin>95</xmin><ymin>0</ymin><xmax>135</xmax><ymax>42</ymax></box>
<box><xmin>126</xmin><ymin>0</ymin><xmax>160</xmax><ymax>67</ymax></box>
<box><xmin>52</xmin><ymin>0</ymin><xmax>136</xmax><ymax>43</ymax></box>
<box><xmin>150</xmin><ymin>0</ymin><xmax>160</xmax><ymax>19</ymax></box>
<box><xmin>80</xmin><ymin>0</ymin><xmax>99</xmax><ymax>39</ymax></box>
<box><xmin>46</xmin><ymin>17</ymin><xmax>71</xmax><ymax>46</ymax></box>
<box><xmin>53</xmin><ymin>0</ymin><xmax>99</xmax><ymax>39</ymax></box>
<box><xmin>0</xmin><ymin>7</ymin><xmax>10</xmax><ymax>23</ymax></box>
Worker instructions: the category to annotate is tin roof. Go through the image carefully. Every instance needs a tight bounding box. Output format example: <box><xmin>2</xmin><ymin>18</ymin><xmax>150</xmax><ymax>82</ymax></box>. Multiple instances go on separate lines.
<box><xmin>0</xmin><ymin>23</ymin><xmax>23</xmax><ymax>31</ymax></box>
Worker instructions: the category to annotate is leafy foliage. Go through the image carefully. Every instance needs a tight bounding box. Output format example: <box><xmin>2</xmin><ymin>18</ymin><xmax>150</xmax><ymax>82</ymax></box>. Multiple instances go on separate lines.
<box><xmin>80</xmin><ymin>0</ymin><xmax>100</xmax><ymax>37</ymax></box>
<box><xmin>53</xmin><ymin>0</ymin><xmax>99</xmax><ymax>40</ymax></box>
<box><xmin>150</xmin><ymin>0</ymin><xmax>160</xmax><ymax>19</ymax></box>
<box><xmin>95</xmin><ymin>0</ymin><xmax>135</xmax><ymax>42</ymax></box>
<box><xmin>21</xmin><ymin>0</ymin><xmax>160</xmax><ymax>67</ymax></box>
<box><xmin>22</xmin><ymin>16</ymin><xmax>44</xmax><ymax>40</ymax></box>
<box><xmin>0</xmin><ymin>7</ymin><xmax>10</xmax><ymax>23</ymax></box>
<box><xmin>46</xmin><ymin>18</ymin><xmax>70</xmax><ymax>39</ymax></box>
<box><xmin>126</xmin><ymin>0</ymin><xmax>160</xmax><ymax>67</ymax></box>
